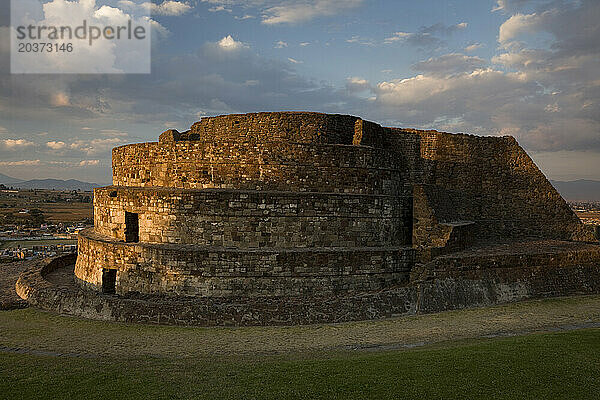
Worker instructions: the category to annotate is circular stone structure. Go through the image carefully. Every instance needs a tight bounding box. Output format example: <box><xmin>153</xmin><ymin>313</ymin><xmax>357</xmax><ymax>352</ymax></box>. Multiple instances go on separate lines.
<box><xmin>75</xmin><ymin>112</ymin><xmax>415</xmax><ymax>297</ymax></box>
<box><xmin>17</xmin><ymin>111</ymin><xmax>600</xmax><ymax>326</ymax></box>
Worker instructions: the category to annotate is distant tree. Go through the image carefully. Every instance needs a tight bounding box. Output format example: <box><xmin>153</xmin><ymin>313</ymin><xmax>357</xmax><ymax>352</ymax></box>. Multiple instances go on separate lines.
<box><xmin>2</xmin><ymin>212</ymin><xmax>16</xmax><ymax>224</ymax></box>
<box><xmin>27</xmin><ymin>209</ymin><xmax>45</xmax><ymax>227</ymax></box>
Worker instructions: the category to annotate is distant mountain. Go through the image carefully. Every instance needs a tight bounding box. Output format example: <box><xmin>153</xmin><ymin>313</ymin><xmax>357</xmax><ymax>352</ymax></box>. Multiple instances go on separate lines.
<box><xmin>14</xmin><ymin>179</ymin><xmax>101</xmax><ymax>191</ymax></box>
<box><xmin>551</xmin><ymin>180</ymin><xmax>600</xmax><ymax>202</ymax></box>
<box><xmin>0</xmin><ymin>173</ymin><xmax>24</xmax><ymax>185</ymax></box>
<box><xmin>1</xmin><ymin>172</ymin><xmax>598</xmax><ymax>199</ymax></box>
<box><xmin>0</xmin><ymin>173</ymin><xmax>101</xmax><ymax>191</ymax></box>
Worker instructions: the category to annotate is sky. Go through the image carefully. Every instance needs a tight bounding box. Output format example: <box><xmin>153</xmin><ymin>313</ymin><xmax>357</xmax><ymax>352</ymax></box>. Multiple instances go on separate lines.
<box><xmin>0</xmin><ymin>0</ymin><xmax>599</xmax><ymax>184</ymax></box>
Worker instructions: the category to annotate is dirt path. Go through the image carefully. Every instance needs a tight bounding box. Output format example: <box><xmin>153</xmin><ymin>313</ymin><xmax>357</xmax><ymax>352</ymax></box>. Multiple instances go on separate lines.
<box><xmin>1</xmin><ymin>295</ymin><xmax>599</xmax><ymax>359</ymax></box>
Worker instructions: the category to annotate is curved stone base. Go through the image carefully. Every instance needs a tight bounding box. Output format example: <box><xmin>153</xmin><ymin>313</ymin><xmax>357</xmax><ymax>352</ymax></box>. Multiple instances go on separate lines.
<box><xmin>76</xmin><ymin>230</ymin><xmax>414</xmax><ymax>297</ymax></box>
<box><xmin>16</xmin><ymin>241</ymin><xmax>600</xmax><ymax>326</ymax></box>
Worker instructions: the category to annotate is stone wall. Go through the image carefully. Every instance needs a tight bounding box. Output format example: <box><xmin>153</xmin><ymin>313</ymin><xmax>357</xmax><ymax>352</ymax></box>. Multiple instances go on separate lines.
<box><xmin>84</xmin><ymin>113</ymin><xmax>419</xmax><ymax>297</ymax></box>
<box><xmin>93</xmin><ymin>187</ymin><xmax>412</xmax><ymax>247</ymax></box>
<box><xmin>75</xmin><ymin>229</ymin><xmax>414</xmax><ymax>297</ymax></box>
<box><xmin>19</xmin><ymin>242</ymin><xmax>600</xmax><ymax>326</ymax></box>
<box><xmin>112</xmin><ymin>141</ymin><xmax>404</xmax><ymax>194</ymax></box>
<box><xmin>187</xmin><ymin>112</ymin><xmax>375</xmax><ymax>146</ymax></box>
<box><xmin>386</xmin><ymin>128</ymin><xmax>594</xmax><ymax>245</ymax></box>
<box><xmin>75</xmin><ymin>112</ymin><xmax>596</xmax><ymax>300</ymax></box>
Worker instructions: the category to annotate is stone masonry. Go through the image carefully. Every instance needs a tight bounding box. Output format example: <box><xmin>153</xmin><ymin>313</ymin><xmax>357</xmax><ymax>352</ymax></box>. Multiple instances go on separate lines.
<box><xmin>74</xmin><ymin>112</ymin><xmax>597</xmax><ymax>298</ymax></box>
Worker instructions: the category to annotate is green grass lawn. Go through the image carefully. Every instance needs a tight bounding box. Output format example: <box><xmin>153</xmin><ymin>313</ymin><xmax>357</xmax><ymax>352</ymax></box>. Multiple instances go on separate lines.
<box><xmin>1</xmin><ymin>328</ymin><xmax>599</xmax><ymax>400</ymax></box>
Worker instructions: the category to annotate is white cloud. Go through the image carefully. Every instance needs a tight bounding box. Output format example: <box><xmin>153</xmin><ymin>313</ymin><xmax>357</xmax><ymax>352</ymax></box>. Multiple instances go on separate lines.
<box><xmin>498</xmin><ymin>10</ymin><xmax>555</xmax><ymax>44</ymax></box>
<box><xmin>200</xmin><ymin>0</ymin><xmax>363</xmax><ymax>24</ymax></box>
<box><xmin>99</xmin><ymin>129</ymin><xmax>129</xmax><ymax>137</ymax></box>
<box><xmin>95</xmin><ymin>4</ymin><xmax>129</xmax><ymax>22</ymax></box>
<box><xmin>0</xmin><ymin>160</ymin><xmax>42</xmax><ymax>167</ymax></box>
<box><xmin>12</xmin><ymin>0</ymin><xmax>152</xmax><ymax>73</ymax></box>
<box><xmin>1</xmin><ymin>29</ymin><xmax>354</xmax><ymax>141</ymax></box>
<box><xmin>384</xmin><ymin>32</ymin><xmax>413</xmax><ymax>44</ymax></box>
<box><xmin>346</xmin><ymin>77</ymin><xmax>370</xmax><ymax>92</ymax></box>
<box><xmin>1</xmin><ymin>139</ymin><xmax>35</xmax><ymax>149</ymax></box>
<box><xmin>373</xmin><ymin>54</ymin><xmax>599</xmax><ymax>151</ymax></box>
<box><xmin>261</xmin><ymin>0</ymin><xmax>363</xmax><ymax>25</ymax></box>
<box><xmin>148</xmin><ymin>17</ymin><xmax>171</xmax><ymax>38</ymax></box>
<box><xmin>3</xmin><ymin>1</ymin><xmax>597</xmax><ymax>174</ymax></box>
<box><xmin>125</xmin><ymin>0</ymin><xmax>193</xmax><ymax>17</ymax></box>
<box><xmin>492</xmin><ymin>0</ymin><xmax>508</xmax><ymax>12</ymax></box>
<box><xmin>465</xmin><ymin>43</ymin><xmax>484</xmax><ymax>52</ymax></box>
<box><xmin>70</xmin><ymin>138</ymin><xmax>123</xmax><ymax>155</ymax></box>
<box><xmin>208</xmin><ymin>5</ymin><xmax>231</xmax><ymax>12</ymax></box>
<box><xmin>492</xmin><ymin>0</ymin><xmax>532</xmax><ymax>13</ymax></box>
<box><xmin>47</xmin><ymin>141</ymin><xmax>67</xmax><ymax>150</ymax></box>
<box><xmin>79</xmin><ymin>160</ymin><xmax>101</xmax><ymax>166</ymax></box>
<box><xmin>373</xmin><ymin>68</ymin><xmax>537</xmax><ymax>135</ymax></box>
<box><xmin>412</xmin><ymin>53</ymin><xmax>486</xmax><ymax>76</ymax></box>
<box><xmin>346</xmin><ymin>35</ymin><xmax>376</xmax><ymax>46</ymax></box>
<box><xmin>217</xmin><ymin>35</ymin><xmax>247</xmax><ymax>51</ymax></box>
<box><xmin>370</xmin><ymin>1</ymin><xmax>600</xmax><ymax>155</ymax></box>
<box><xmin>117</xmin><ymin>0</ymin><xmax>138</xmax><ymax>10</ymax></box>
<box><xmin>491</xmin><ymin>49</ymin><xmax>549</xmax><ymax>69</ymax></box>
<box><xmin>384</xmin><ymin>22</ymin><xmax>467</xmax><ymax>47</ymax></box>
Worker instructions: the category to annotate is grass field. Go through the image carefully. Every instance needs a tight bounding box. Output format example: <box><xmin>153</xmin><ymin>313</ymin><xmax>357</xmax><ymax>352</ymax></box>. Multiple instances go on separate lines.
<box><xmin>1</xmin><ymin>296</ymin><xmax>600</xmax><ymax>399</ymax></box>
<box><xmin>39</xmin><ymin>203</ymin><xmax>92</xmax><ymax>222</ymax></box>
<box><xmin>0</xmin><ymin>190</ymin><xmax>92</xmax><ymax>223</ymax></box>
<box><xmin>0</xmin><ymin>329</ymin><xmax>599</xmax><ymax>399</ymax></box>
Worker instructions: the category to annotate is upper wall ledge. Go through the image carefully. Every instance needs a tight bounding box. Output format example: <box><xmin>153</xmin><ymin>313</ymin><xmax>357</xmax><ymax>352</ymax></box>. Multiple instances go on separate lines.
<box><xmin>154</xmin><ymin>112</ymin><xmax>517</xmax><ymax>145</ymax></box>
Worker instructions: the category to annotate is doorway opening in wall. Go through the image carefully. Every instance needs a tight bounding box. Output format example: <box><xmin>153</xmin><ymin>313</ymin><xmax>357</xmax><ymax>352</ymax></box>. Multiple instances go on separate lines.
<box><xmin>102</xmin><ymin>269</ymin><xmax>117</xmax><ymax>294</ymax></box>
<box><xmin>125</xmin><ymin>211</ymin><xmax>139</xmax><ymax>243</ymax></box>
